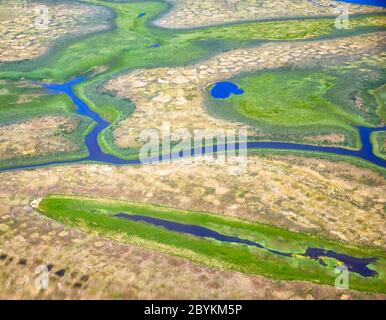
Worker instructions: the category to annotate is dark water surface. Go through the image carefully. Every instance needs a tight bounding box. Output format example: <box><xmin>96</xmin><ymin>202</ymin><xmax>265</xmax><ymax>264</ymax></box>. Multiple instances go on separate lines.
<box><xmin>115</xmin><ymin>213</ymin><xmax>378</xmax><ymax>277</ymax></box>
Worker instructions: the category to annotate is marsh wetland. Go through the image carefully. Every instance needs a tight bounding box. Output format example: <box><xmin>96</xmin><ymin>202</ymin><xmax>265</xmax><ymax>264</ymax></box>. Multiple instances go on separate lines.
<box><xmin>0</xmin><ymin>0</ymin><xmax>385</xmax><ymax>299</ymax></box>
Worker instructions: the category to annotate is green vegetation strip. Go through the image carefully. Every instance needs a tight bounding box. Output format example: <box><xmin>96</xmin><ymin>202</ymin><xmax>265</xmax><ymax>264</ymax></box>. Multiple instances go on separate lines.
<box><xmin>38</xmin><ymin>195</ymin><xmax>386</xmax><ymax>293</ymax></box>
<box><xmin>372</xmin><ymin>131</ymin><xmax>386</xmax><ymax>160</ymax></box>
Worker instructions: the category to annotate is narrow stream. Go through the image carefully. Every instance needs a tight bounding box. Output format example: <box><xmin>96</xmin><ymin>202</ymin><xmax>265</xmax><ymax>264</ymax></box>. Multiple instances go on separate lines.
<box><xmin>115</xmin><ymin>213</ymin><xmax>378</xmax><ymax>278</ymax></box>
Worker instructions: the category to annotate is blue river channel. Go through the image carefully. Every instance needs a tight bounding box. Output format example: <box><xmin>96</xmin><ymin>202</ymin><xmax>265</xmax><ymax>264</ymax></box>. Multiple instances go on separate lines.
<box><xmin>115</xmin><ymin>213</ymin><xmax>378</xmax><ymax>277</ymax></box>
<box><xmin>338</xmin><ymin>0</ymin><xmax>386</xmax><ymax>7</ymax></box>
<box><xmin>0</xmin><ymin>77</ymin><xmax>385</xmax><ymax>172</ymax></box>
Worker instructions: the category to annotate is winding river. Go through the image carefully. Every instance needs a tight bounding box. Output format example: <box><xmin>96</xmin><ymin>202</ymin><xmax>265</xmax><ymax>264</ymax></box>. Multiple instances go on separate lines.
<box><xmin>0</xmin><ymin>77</ymin><xmax>385</xmax><ymax>172</ymax></box>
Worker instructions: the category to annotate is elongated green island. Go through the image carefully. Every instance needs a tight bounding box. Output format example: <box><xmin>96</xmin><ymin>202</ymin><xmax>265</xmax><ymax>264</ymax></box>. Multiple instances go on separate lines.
<box><xmin>38</xmin><ymin>195</ymin><xmax>386</xmax><ymax>293</ymax></box>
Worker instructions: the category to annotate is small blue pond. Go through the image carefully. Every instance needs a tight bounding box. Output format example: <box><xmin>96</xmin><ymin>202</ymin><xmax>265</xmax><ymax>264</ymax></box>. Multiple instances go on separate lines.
<box><xmin>115</xmin><ymin>213</ymin><xmax>378</xmax><ymax>277</ymax></box>
<box><xmin>210</xmin><ymin>82</ymin><xmax>244</xmax><ymax>99</ymax></box>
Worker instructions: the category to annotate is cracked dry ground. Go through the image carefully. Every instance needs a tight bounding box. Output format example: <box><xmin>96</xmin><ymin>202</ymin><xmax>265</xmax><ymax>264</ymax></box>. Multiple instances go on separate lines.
<box><xmin>0</xmin><ymin>155</ymin><xmax>385</xmax><ymax>299</ymax></box>
<box><xmin>155</xmin><ymin>0</ymin><xmax>385</xmax><ymax>29</ymax></box>
<box><xmin>0</xmin><ymin>0</ymin><xmax>110</xmax><ymax>62</ymax></box>
<box><xmin>0</xmin><ymin>116</ymin><xmax>80</xmax><ymax>161</ymax></box>
<box><xmin>106</xmin><ymin>32</ymin><xmax>385</xmax><ymax>149</ymax></box>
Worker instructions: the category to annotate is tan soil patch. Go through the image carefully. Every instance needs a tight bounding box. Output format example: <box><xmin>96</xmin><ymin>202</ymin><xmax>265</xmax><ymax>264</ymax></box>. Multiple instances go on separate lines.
<box><xmin>0</xmin><ymin>116</ymin><xmax>80</xmax><ymax>160</ymax></box>
<box><xmin>0</xmin><ymin>0</ymin><xmax>109</xmax><ymax>62</ymax></box>
<box><xmin>304</xmin><ymin>134</ymin><xmax>346</xmax><ymax>144</ymax></box>
<box><xmin>155</xmin><ymin>0</ymin><xmax>385</xmax><ymax>29</ymax></box>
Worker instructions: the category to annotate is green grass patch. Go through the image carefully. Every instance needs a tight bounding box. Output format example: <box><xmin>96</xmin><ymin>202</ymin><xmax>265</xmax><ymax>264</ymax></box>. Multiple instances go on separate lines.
<box><xmin>205</xmin><ymin>65</ymin><xmax>385</xmax><ymax>149</ymax></box>
<box><xmin>372</xmin><ymin>131</ymin><xmax>386</xmax><ymax>160</ymax></box>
